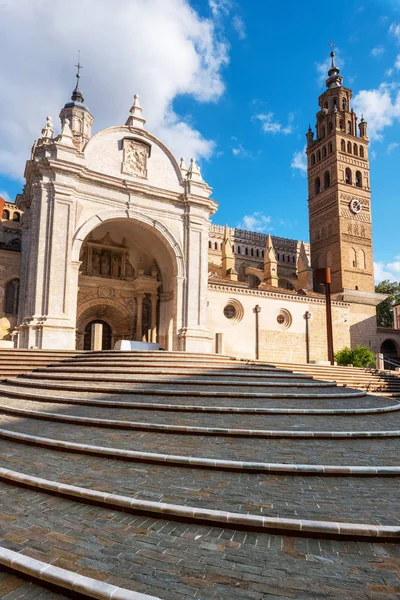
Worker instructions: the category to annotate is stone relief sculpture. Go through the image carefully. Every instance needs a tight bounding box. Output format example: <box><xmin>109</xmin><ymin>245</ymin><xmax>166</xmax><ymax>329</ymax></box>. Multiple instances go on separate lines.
<box><xmin>101</xmin><ymin>251</ymin><xmax>111</xmax><ymax>276</ymax></box>
<box><xmin>123</xmin><ymin>140</ymin><xmax>148</xmax><ymax>177</ymax></box>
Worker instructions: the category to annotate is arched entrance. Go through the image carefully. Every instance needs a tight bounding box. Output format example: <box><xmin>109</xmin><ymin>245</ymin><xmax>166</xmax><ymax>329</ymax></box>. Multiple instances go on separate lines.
<box><xmin>84</xmin><ymin>320</ymin><xmax>112</xmax><ymax>350</ymax></box>
<box><xmin>74</xmin><ymin>215</ymin><xmax>180</xmax><ymax>350</ymax></box>
<box><xmin>380</xmin><ymin>339</ymin><xmax>399</xmax><ymax>369</ymax></box>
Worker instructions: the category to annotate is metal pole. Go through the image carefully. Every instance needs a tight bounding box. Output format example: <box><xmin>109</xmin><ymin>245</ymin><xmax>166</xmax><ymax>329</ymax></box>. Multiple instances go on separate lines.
<box><xmin>304</xmin><ymin>311</ymin><xmax>311</xmax><ymax>363</ymax></box>
<box><xmin>325</xmin><ymin>281</ymin><xmax>334</xmax><ymax>365</ymax></box>
<box><xmin>254</xmin><ymin>305</ymin><xmax>261</xmax><ymax>360</ymax></box>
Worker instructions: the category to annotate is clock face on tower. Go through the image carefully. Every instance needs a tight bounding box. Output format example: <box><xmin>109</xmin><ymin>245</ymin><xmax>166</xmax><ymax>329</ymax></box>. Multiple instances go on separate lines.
<box><xmin>349</xmin><ymin>198</ymin><xmax>363</xmax><ymax>214</ymax></box>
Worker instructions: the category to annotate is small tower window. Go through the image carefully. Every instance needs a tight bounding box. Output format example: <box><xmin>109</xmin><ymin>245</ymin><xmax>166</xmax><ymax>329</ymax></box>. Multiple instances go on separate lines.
<box><xmin>341</xmin><ymin>139</ymin><xmax>345</xmax><ymax>152</ymax></box>
<box><xmin>311</xmin><ymin>153</ymin><xmax>315</xmax><ymax>165</ymax></box>
<box><xmin>232</xmin><ymin>245</ymin><xmax>234</xmax><ymax>253</ymax></box>
<box><xmin>282</xmin><ymin>254</ymin><xmax>285</xmax><ymax>262</ymax></box>
<box><xmin>342</xmin><ymin>98</ymin><xmax>347</xmax><ymax>111</ymax></box>
<box><xmin>324</xmin><ymin>171</ymin><xmax>330</xmax><ymax>189</ymax></box>
<box><xmin>245</xmin><ymin>247</ymin><xmax>248</xmax><ymax>256</ymax></box>
<box><xmin>328</xmin><ymin>142</ymin><xmax>333</xmax><ymax>153</ymax></box>
<box><xmin>360</xmin><ymin>146</ymin><xmax>364</xmax><ymax>158</ymax></box>
<box><xmin>262</xmin><ymin>250</ymin><xmax>264</xmax><ymax>258</ymax></box>
<box><xmin>329</xmin><ymin>121</ymin><xmax>333</xmax><ymax>132</ymax></box>
<box><xmin>214</xmin><ymin>242</ymin><xmax>218</xmax><ymax>250</ymax></box>
<box><xmin>340</xmin><ymin>120</ymin><xmax>343</xmax><ymax>130</ymax></box>
<box><xmin>250</xmin><ymin>248</ymin><xmax>254</xmax><ymax>256</ymax></box>
<box><xmin>324</xmin><ymin>101</ymin><xmax>328</xmax><ymax>109</ymax></box>
<box><xmin>208</xmin><ymin>241</ymin><xmax>211</xmax><ymax>249</ymax></box>
<box><xmin>292</xmin><ymin>255</ymin><xmax>296</xmax><ymax>263</ymax></box>
<box><xmin>355</xmin><ymin>171</ymin><xmax>362</xmax><ymax>188</ymax></box>
<box><xmin>321</xmin><ymin>126</ymin><xmax>326</xmax><ymax>139</ymax></box>
<box><xmin>353</xmin><ymin>144</ymin><xmax>358</xmax><ymax>156</ymax></box>
<box><xmin>350</xmin><ymin>248</ymin><xmax>357</xmax><ymax>269</ymax></box>
<box><xmin>345</xmin><ymin>168</ymin><xmax>352</xmax><ymax>185</ymax></box>
<box><xmin>333</xmin><ymin>97</ymin><xmax>337</xmax><ymax>109</ymax></box>
<box><xmin>322</xmin><ymin>146</ymin><xmax>327</xmax><ymax>158</ymax></box>
<box><xmin>277</xmin><ymin>253</ymin><xmax>280</xmax><ymax>261</ymax></box>
<box><xmin>348</xmin><ymin>121</ymin><xmax>352</xmax><ymax>134</ymax></box>
<box><xmin>347</xmin><ymin>141</ymin><xmax>352</xmax><ymax>154</ymax></box>
<box><xmin>237</xmin><ymin>246</ymin><xmax>241</xmax><ymax>254</ymax></box>
<box><xmin>256</xmin><ymin>249</ymin><xmax>259</xmax><ymax>257</ymax></box>
<box><xmin>315</xmin><ymin>177</ymin><xmax>321</xmax><ymax>195</ymax></box>
<box><xmin>358</xmin><ymin>249</ymin><xmax>366</xmax><ymax>270</ymax></box>
<box><xmin>317</xmin><ymin>150</ymin><xmax>321</xmax><ymax>162</ymax></box>
<box><xmin>2</xmin><ymin>210</ymin><xmax>9</xmax><ymax>220</ymax></box>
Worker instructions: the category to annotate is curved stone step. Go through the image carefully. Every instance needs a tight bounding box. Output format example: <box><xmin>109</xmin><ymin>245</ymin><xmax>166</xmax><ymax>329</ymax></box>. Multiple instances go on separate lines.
<box><xmin>0</xmin><ymin>466</ymin><xmax>397</xmax><ymax>540</ymax></box>
<box><xmin>0</xmin><ymin>545</ymin><xmax>159</xmax><ymax>599</ymax></box>
<box><xmin>0</xmin><ymin>390</ymin><xmax>394</xmax><ymax>414</ymax></box>
<box><xmin>1</xmin><ymin>425</ymin><xmax>398</xmax><ymax>476</ymax></box>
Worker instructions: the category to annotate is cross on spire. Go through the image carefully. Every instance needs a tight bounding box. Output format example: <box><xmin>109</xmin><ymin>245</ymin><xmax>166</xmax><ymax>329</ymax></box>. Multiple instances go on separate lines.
<box><xmin>75</xmin><ymin>50</ymin><xmax>83</xmax><ymax>79</ymax></box>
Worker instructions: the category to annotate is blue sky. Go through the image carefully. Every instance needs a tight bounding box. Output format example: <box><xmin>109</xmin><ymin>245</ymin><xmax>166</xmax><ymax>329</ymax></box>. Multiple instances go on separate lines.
<box><xmin>1</xmin><ymin>0</ymin><xmax>400</xmax><ymax>282</ymax></box>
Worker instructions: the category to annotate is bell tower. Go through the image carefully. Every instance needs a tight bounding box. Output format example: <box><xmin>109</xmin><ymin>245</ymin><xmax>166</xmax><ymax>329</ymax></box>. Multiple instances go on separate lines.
<box><xmin>306</xmin><ymin>49</ymin><xmax>374</xmax><ymax>294</ymax></box>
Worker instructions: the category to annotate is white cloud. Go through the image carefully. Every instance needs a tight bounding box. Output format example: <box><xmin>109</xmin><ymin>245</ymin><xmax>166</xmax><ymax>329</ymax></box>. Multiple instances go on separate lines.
<box><xmin>209</xmin><ymin>0</ymin><xmax>232</xmax><ymax>18</ymax></box>
<box><xmin>0</xmin><ymin>0</ymin><xmax>230</xmax><ymax>180</ymax></box>
<box><xmin>254</xmin><ymin>112</ymin><xmax>294</xmax><ymax>135</ymax></box>
<box><xmin>371</xmin><ymin>46</ymin><xmax>385</xmax><ymax>57</ymax></box>
<box><xmin>352</xmin><ymin>83</ymin><xmax>400</xmax><ymax>141</ymax></box>
<box><xmin>232</xmin><ymin>15</ymin><xmax>246</xmax><ymax>40</ymax></box>
<box><xmin>0</xmin><ymin>190</ymin><xmax>12</xmax><ymax>203</ymax></box>
<box><xmin>395</xmin><ymin>55</ymin><xmax>400</xmax><ymax>70</ymax></box>
<box><xmin>291</xmin><ymin>145</ymin><xmax>307</xmax><ymax>175</ymax></box>
<box><xmin>237</xmin><ymin>212</ymin><xmax>272</xmax><ymax>233</ymax></box>
<box><xmin>386</xmin><ymin>68</ymin><xmax>394</xmax><ymax>77</ymax></box>
<box><xmin>389</xmin><ymin>22</ymin><xmax>400</xmax><ymax>42</ymax></box>
<box><xmin>374</xmin><ymin>255</ymin><xmax>400</xmax><ymax>283</ymax></box>
<box><xmin>388</xmin><ymin>142</ymin><xmax>399</xmax><ymax>153</ymax></box>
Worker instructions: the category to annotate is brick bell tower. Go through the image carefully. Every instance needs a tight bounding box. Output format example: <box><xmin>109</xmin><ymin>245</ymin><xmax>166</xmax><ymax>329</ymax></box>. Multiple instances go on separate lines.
<box><xmin>306</xmin><ymin>49</ymin><xmax>374</xmax><ymax>295</ymax></box>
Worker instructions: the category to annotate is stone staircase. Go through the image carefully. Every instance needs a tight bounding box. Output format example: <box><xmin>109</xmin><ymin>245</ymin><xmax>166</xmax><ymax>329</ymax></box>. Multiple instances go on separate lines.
<box><xmin>0</xmin><ymin>348</ymin><xmax>85</xmax><ymax>380</ymax></box>
<box><xmin>0</xmin><ymin>350</ymin><xmax>398</xmax><ymax>600</ymax></box>
<box><xmin>271</xmin><ymin>361</ymin><xmax>400</xmax><ymax>397</ymax></box>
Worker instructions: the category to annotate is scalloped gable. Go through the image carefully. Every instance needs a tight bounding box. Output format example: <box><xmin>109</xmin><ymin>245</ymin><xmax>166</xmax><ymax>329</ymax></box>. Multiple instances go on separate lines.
<box><xmin>84</xmin><ymin>126</ymin><xmax>183</xmax><ymax>193</ymax></box>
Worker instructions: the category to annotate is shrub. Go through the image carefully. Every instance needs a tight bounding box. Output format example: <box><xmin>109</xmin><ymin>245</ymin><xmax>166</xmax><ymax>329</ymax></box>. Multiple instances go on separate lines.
<box><xmin>334</xmin><ymin>345</ymin><xmax>375</xmax><ymax>368</ymax></box>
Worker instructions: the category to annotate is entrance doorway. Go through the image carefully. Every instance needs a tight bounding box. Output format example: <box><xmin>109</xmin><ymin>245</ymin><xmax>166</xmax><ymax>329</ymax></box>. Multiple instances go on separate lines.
<box><xmin>380</xmin><ymin>339</ymin><xmax>399</xmax><ymax>369</ymax></box>
<box><xmin>84</xmin><ymin>320</ymin><xmax>112</xmax><ymax>350</ymax></box>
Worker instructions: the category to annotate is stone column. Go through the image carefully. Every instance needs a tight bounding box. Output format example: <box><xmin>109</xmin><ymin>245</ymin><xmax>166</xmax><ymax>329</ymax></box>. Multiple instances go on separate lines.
<box><xmin>91</xmin><ymin>322</ymin><xmax>103</xmax><ymax>351</ymax></box>
<box><xmin>135</xmin><ymin>293</ymin><xmax>144</xmax><ymax>341</ymax></box>
<box><xmin>150</xmin><ymin>294</ymin><xmax>158</xmax><ymax>343</ymax></box>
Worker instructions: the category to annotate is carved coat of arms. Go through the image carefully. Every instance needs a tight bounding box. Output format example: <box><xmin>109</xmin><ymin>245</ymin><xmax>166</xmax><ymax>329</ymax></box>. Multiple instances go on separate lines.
<box><xmin>122</xmin><ymin>139</ymin><xmax>148</xmax><ymax>178</ymax></box>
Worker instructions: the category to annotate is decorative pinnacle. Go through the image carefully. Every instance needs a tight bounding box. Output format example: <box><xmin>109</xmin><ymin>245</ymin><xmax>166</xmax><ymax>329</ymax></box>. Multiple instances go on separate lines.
<box><xmin>71</xmin><ymin>50</ymin><xmax>84</xmax><ymax>103</ymax></box>
<box><xmin>41</xmin><ymin>116</ymin><xmax>54</xmax><ymax>139</ymax></box>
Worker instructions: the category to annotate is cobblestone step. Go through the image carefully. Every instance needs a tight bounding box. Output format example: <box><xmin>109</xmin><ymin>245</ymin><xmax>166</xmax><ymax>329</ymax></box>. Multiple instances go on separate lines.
<box><xmin>0</xmin><ymin>569</ymin><xmax>69</xmax><ymax>599</ymax></box>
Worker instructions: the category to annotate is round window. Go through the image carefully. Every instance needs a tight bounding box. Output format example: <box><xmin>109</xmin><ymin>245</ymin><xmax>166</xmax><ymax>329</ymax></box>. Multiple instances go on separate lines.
<box><xmin>222</xmin><ymin>299</ymin><xmax>244</xmax><ymax>323</ymax></box>
<box><xmin>224</xmin><ymin>304</ymin><xmax>237</xmax><ymax>319</ymax></box>
<box><xmin>276</xmin><ymin>309</ymin><xmax>292</xmax><ymax>330</ymax></box>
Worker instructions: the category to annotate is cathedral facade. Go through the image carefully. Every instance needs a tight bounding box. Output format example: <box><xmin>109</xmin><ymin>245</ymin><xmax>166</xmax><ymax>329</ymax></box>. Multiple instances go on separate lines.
<box><xmin>0</xmin><ymin>54</ymin><xmax>399</xmax><ymax>363</ymax></box>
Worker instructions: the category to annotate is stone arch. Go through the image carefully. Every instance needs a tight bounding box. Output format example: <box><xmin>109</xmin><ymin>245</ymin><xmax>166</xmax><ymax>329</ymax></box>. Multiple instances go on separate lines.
<box><xmin>380</xmin><ymin>339</ymin><xmax>400</xmax><ymax>369</ymax></box>
<box><xmin>72</xmin><ymin>208</ymin><xmax>184</xmax><ymax>278</ymax></box>
<box><xmin>76</xmin><ymin>298</ymin><xmax>132</xmax><ymax>350</ymax></box>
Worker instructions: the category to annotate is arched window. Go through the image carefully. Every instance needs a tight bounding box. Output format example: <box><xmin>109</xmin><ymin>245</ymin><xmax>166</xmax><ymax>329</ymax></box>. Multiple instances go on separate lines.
<box><xmin>315</xmin><ymin>177</ymin><xmax>321</xmax><ymax>194</ymax></box>
<box><xmin>311</xmin><ymin>153</ymin><xmax>315</xmax><ymax>166</ymax></box>
<box><xmin>324</xmin><ymin>101</ymin><xmax>328</xmax><ymax>109</ymax></box>
<box><xmin>355</xmin><ymin>171</ymin><xmax>362</xmax><ymax>188</ymax></box>
<box><xmin>317</xmin><ymin>150</ymin><xmax>321</xmax><ymax>162</ymax></box>
<box><xmin>359</xmin><ymin>146</ymin><xmax>364</xmax><ymax>158</ymax></box>
<box><xmin>214</xmin><ymin>242</ymin><xmax>218</xmax><ymax>250</ymax></box>
<box><xmin>4</xmin><ymin>279</ymin><xmax>19</xmax><ymax>315</ymax></box>
<box><xmin>328</xmin><ymin>142</ymin><xmax>333</xmax><ymax>153</ymax></box>
<box><xmin>333</xmin><ymin>97</ymin><xmax>337</xmax><ymax>109</ymax></box>
<box><xmin>237</xmin><ymin>246</ymin><xmax>241</xmax><ymax>254</ymax></box>
<box><xmin>340</xmin><ymin>120</ymin><xmax>343</xmax><ymax>130</ymax></box>
<box><xmin>324</xmin><ymin>171</ymin><xmax>330</xmax><ymax>189</ymax></box>
<box><xmin>282</xmin><ymin>254</ymin><xmax>285</xmax><ymax>262</ymax></box>
<box><xmin>358</xmin><ymin>249</ymin><xmax>366</xmax><ymax>270</ymax></box>
<box><xmin>262</xmin><ymin>250</ymin><xmax>264</xmax><ymax>258</ymax></box>
<box><xmin>12</xmin><ymin>212</ymin><xmax>20</xmax><ymax>222</ymax></box>
<box><xmin>256</xmin><ymin>249</ymin><xmax>259</xmax><ymax>257</ymax></box>
<box><xmin>245</xmin><ymin>247</ymin><xmax>248</xmax><ymax>256</ymax></box>
<box><xmin>292</xmin><ymin>255</ymin><xmax>296</xmax><ymax>263</ymax></box>
<box><xmin>350</xmin><ymin>248</ymin><xmax>357</xmax><ymax>269</ymax></box>
<box><xmin>341</xmin><ymin>139</ymin><xmax>345</xmax><ymax>152</ymax></box>
<box><xmin>208</xmin><ymin>241</ymin><xmax>211</xmax><ymax>249</ymax></box>
<box><xmin>347</xmin><ymin>141</ymin><xmax>352</xmax><ymax>154</ymax></box>
<box><xmin>342</xmin><ymin>98</ymin><xmax>347</xmax><ymax>111</ymax></box>
<box><xmin>2</xmin><ymin>210</ymin><xmax>9</xmax><ymax>220</ymax></box>
<box><xmin>348</xmin><ymin>121</ymin><xmax>352</xmax><ymax>134</ymax></box>
<box><xmin>353</xmin><ymin>144</ymin><xmax>358</xmax><ymax>156</ymax></box>
<box><xmin>250</xmin><ymin>248</ymin><xmax>254</xmax><ymax>256</ymax></box>
<box><xmin>321</xmin><ymin>126</ymin><xmax>326</xmax><ymax>139</ymax></box>
<box><xmin>232</xmin><ymin>245</ymin><xmax>234</xmax><ymax>253</ymax></box>
<box><xmin>322</xmin><ymin>146</ymin><xmax>327</xmax><ymax>158</ymax></box>
<box><xmin>345</xmin><ymin>168</ymin><xmax>352</xmax><ymax>185</ymax></box>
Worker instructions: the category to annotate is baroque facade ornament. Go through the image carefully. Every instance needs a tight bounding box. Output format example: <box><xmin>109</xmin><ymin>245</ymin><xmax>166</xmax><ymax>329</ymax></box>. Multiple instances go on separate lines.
<box><xmin>122</xmin><ymin>139</ymin><xmax>148</xmax><ymax>178</ymax></box>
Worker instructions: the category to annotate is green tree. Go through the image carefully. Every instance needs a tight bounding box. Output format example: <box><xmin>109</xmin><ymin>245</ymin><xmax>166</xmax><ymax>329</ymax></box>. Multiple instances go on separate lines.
<box><xmin>375</xmin><ymin>280</ymin><xmax>400</xmax><ymax>328</ymax></box>
<box><xmin>335</xmin><ymin>345</ymin><xmax>375</xmax><ymax>368</ymax></box>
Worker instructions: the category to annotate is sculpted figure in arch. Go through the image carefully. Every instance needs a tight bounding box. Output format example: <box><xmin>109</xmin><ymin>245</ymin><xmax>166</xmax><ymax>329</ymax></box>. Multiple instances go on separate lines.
<box><xmin>124</xmin><ymin>141</ymin><xmax>147</xmax><ymax>177</ymax></box>
<box><xmin>92</xmin><ymin>252</ymin><xmax>100</xmax><ymax>275</ymax></box>
<box><xmin>101</xmin><ymin>251</ymin><xmax>111</xmax><ymax>276</ymax></box>
<box><xmin>112</xmin><ymin>255</ymin><xmax>121</xmax><ymax>278</ymax></box>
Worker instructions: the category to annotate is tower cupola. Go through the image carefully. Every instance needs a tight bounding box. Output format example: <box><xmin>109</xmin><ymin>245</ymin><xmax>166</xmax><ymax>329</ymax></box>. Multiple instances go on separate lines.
<box><xmin>59</xmin><ymin>57</ymin><xmax>94</xmax><ymax>151</ymax></box>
